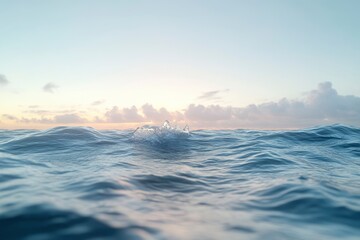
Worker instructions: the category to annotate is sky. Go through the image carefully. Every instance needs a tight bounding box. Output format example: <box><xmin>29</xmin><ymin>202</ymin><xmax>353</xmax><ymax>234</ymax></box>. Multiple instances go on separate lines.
<box><xmin>0</xmin><ymin>0</ymin><xmax>359</xmax><ymax>129</ymax></box>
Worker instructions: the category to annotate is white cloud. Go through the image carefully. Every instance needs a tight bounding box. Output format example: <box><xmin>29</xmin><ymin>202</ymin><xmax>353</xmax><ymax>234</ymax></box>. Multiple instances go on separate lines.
<box><xmin>100</xmin><ymin>104</ymin><xmax>182</xmax><ymax>124</ymax></box>
<box><xmin>185</xmin><ymin>104</ymin><xmax>232</xmax><ymax>121</ymax></box>
<box><xmin>141</xmin><ymin>103</ymin><xmax>172</xmax><ymax>122</ymax></box>
<box><xmin>197</xmin><ymin>89</ymin><xmax>229</xmax><ymax>101</ymax></box>
<box><xmin>28</xmin><ymin>105</ymin><xmax>39</xmax><ymax>109</ymax></box>
<box><xmin>304</xmin><ymin>82</ymin><xmax>360</xmax><ymax>120</ymax></box>
<box><xmin>2</xmin><ymin>113</ymin><xmax>87</xmax><ymax>124</ymax></box>
<box><xmin>53</xmin><ymin>114</ymin><xmax>87</xmax><ymax>124</ymax></box>
<box><xmin>43</xmin><ymin>82</ymin><xmax>58</xmax><ymax>93</ymax></box>
<box><xmin>2</xmin><ymin>82</ymin><xmax>360</xmax><ymax>129</ymax></box>
<box><xmin>92</xmin><ymin>100</ymin><xmax>105</xmax><ymax>106</ymax></box>
<box><xmin>184</xmin><ymin>82</ymin><xmax>360</xmax><ymax>128</ymax></box>
<box><xmin>2</xmin><ymin>114</ymin><xmax>17</xmax><ymax>121</ymax></box>
<box><xmin>104</xmin><ymin>106</ymin><xmax>144</xmax><ymax>123</ymax></box>
<box><xmin>0</xmin><ymin>74</ymin><xmax>9</xmax><ymax>86</ymax></box>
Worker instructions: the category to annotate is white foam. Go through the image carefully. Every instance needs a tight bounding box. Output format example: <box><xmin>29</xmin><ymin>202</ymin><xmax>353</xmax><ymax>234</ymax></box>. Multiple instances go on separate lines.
<box><xmin>132</xmin><ymin>121</ymin><xmax>190</xmax><ymax>143</ymax></box>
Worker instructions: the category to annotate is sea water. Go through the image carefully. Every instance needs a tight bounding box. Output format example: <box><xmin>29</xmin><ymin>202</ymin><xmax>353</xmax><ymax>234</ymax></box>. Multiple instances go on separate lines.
<box><xmin>0</xmin><ymin>123</ymin><xmax>359</xmax><ymax>239</ymax></box>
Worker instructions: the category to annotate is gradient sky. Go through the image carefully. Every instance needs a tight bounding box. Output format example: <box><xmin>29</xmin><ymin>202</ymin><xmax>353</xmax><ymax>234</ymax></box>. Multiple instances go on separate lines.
<box><xmin>1</xmin><ymin>0</ymin><xmax>360</xmax><ymax>129</ymax></box>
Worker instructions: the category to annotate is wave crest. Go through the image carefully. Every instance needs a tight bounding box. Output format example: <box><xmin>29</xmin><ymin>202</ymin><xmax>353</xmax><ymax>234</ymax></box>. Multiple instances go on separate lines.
<box><xmin>132</xmin><ymin>121</ymin><xmax>190</xmax><ymax>144</ymax></box>
<box><xmin>1</xmin><ymin>127</ymin><xmax>114</xmax><ymax>154</ymax></box>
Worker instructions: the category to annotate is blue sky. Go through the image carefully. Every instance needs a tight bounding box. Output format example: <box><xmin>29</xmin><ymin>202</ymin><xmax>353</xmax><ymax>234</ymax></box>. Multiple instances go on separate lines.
<box><xmin>0</xmin><ymin>0</ymin><xmax>359</xmax><ymax>129</ymax></box>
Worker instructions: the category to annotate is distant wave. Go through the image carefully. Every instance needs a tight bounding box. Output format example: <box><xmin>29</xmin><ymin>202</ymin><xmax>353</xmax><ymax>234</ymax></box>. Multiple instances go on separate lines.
<box><xmin>1</xmin><ymin>124</ymin><xmax>360</xmax><ymax>239</ymax></box>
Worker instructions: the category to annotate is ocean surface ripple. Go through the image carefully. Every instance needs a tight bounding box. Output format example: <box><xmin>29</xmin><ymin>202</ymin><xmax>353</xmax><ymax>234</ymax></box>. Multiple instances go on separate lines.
<box><xmin>1</xmin><ymin>124</ymin><xmax>360</xmax><ymax>240</ymax></box>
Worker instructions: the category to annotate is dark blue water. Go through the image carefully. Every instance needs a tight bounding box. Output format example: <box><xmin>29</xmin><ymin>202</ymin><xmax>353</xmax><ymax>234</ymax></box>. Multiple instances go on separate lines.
<box><xmin>1</xmin><ymin>124</ymin><xmax>360</xmax><ymax>240</ymax></box>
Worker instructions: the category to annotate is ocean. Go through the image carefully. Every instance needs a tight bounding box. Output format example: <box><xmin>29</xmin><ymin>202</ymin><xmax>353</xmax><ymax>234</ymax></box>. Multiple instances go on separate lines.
<box><xmin>0</xmin><ymin>123</ymin><xmax>359</xmax><ymax>240</ymax></box>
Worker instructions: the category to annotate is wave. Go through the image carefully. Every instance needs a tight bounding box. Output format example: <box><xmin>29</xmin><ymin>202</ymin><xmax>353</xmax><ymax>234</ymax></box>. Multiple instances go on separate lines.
<box><xmin>0</xmin><ymin>127</ymin><xmax>126</xmax><ymax>154</ymax></box>
<box><xmin>132</xmin><ymin>174</ymin><xmax>210</xmax><ymax>193</ymax></box>
<box><xmin>247</xmin><ymin>182</ymin><xmax>360</xmax><ymax>229</ymax></box>
<box><xmin>132</xmin><ymin>121</ymin><xmax>190</xmax><ymax>144</ymax></box>
<box><xmin>0</xmin><ymin>204</ymin><xmax>157</xmax><ymax>240</ymax></box>
<box><xmin>1</xmin><ymin>124</ymin><xmax>360</xmax><ymax>239</ymax></box>
<box><xmin>258</xmin><ymin>124</ymin><xmax>360</xmax><ymax>144</ymax></box>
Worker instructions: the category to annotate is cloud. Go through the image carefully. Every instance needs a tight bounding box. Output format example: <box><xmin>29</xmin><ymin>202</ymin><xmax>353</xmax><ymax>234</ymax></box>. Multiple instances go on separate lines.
<box><xmin>100</xmin><ymin>104</ymin><xmax>182</xmax><ymax>124</ymax></box>
<box><xmin>104</xmin><ymin>106</ymin><xmax>144</xmax><ymax>123</ymax></box>
<box><xmin>2</xmin><ymin>113</ymin><xmax>87</xmax><ymax>124</ymax></box>
<box><xmin>43</xmin><ymin>82</ymin><xmax>58</xmax><ymax>93</ymax></box>
<box><xmin>92</xmin><ymin>100</ymin><xmax>105</xmax><ymax>106</ymax></box>
<box><xmin>25</xmin><ymin>109</ymin><xmax>52</xmax><ymax>115</ymax></box>
<box><xmin>141</xmin><ymin>104</ymin><xmax>172</xmax><ymax>122</ymax></box>
<box><xmin>0</xmin><ymin>74</ymin><xmax>9</xmax><ymax>86</ymax></box>
<box><xmin>18</xmin><ymin>117</ymin><xmax>53</xmax><ymax>124</ymax></box>
<box><xmin>184</xmin><ymin>82</ymin><xmax>360</xmax><ymax>128</ymax></box>
<box><xmin>2</xmin><ymin>82</ymin><xmax>360</xmax><ymax>129</ymax></box>
<box><xmin>2</xmin><ymin>114</ymin><xmax>17</xmax><ymax>121</ymax></box>
<box><xmin>304</xmin><ymin>82</ymin><xmax>360</xmax><ymax>120</ymax></box>
<box><xmin>53</xmin><ymin>114</ymin><xmax>87</xmax><ymax>124</ymax></box>
<box><xmin>197</xmin><ymin>89</ymin><xmax>229</xmax><ymax>101</ymax></box>
<box><xmin>185</xmin><ymin>104</ymin><xmax>232</xmax><ymax>121</ymax></box>
<box><xmin>28</xmin><ymin>105</ymin><xmax>39</xmax><ymax>109</ymax></box>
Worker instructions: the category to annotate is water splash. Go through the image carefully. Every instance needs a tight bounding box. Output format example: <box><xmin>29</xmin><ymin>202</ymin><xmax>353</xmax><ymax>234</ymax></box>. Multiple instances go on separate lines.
<box><xmin>132</xmin><ymin>120</ymin><xmax>190</xmax><ymax>144</ymax></box>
